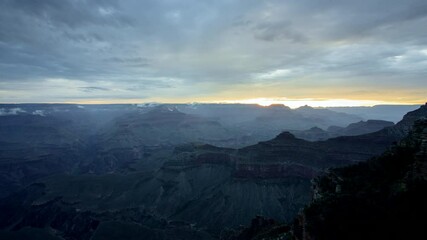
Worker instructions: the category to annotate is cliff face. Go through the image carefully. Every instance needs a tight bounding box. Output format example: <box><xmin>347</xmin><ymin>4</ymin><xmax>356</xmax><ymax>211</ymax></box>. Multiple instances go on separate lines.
<box><xmin>292</xmin><ymin>120</ymin><xmax>394</xmax><ymax>141</ymax></box>
<box><xmin>234</xmin><ymin>163</ymin><xmax>318</xmax><ymax>179</ymax></box>
<box><xmin>221</xmin><ymin>105</ymin><xmax>427</xmax><ymax>240</ymax></box>
<box><xmin>1</xmin><ymin>104</ymin><xmax>426</xmax><ymax>240</ymax></box>
<box><xmin>339</xmin><ymin>119</ymin><xmax>394</xmax><ymax>135</ymax></box>
<box><xmin>294</xmin><ymin>119</ymin><xmax>427</xmax><ymax>240</ymax></box>
<box><xmin>0</xmin><ymin>114</ymin><xmax>87</xmax><ymax>198</ymax></box>
<box><xmin>0</xmin><ymin>183</ymin><xmax>216</xmax><ymax>240</ymax></box>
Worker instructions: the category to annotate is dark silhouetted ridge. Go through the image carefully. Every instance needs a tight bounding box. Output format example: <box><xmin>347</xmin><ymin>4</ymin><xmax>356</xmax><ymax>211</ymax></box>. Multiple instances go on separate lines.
<box><xmin>274</xmin><ymin>132</ymin><xmax>297</xmax><ymax>141</ymax></box>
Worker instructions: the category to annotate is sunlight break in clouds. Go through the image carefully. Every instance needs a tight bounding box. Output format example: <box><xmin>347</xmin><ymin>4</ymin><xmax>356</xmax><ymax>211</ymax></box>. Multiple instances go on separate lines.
<box><xmin>254</xmin><ymin>69</ymin><xmax>293</xmax><ymax>80</ymax></box>
<box><xmin>0</xmin><ymin>0</ymin><xmax>426</xmax><ymax>105</ymax></box>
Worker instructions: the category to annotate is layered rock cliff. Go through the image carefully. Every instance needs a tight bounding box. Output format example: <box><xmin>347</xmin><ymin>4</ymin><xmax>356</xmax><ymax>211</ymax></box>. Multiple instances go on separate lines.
<box><xmin>293</xmin><ymin>119</ymin><xmax>427</xmax><ymax>240</ymax></box>
<box><xmin>0</xmin><ymin>104</ymin><xmax>426</xmax><ymax>240</ymax></box>
<box><xmin>221</xmin><ymin>104</ymin><xmax>427</xmax><ymax>240</ymax></box>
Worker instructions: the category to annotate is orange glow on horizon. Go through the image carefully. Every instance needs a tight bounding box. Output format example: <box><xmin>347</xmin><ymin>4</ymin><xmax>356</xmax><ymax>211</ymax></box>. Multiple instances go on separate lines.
<box><xmin>23</xmin><ymin>98</ymin><xmax>424</xmax><ymax>109</ymax></box>
<box><xmin>215</xmin><ymin>98</ymin><xmax>422</xmax><ymax>108</ymax></box>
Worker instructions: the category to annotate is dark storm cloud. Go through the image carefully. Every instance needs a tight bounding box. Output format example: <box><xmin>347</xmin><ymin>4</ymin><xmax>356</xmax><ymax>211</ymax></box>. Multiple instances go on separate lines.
<box><xmin>0</xmin><ymin>0</ymin><xmax>426</xmax><ymax>102</ymax></box>
<box><xmin>7</xmin><ymin>0</ymin><xmax>130</xmax><ymax>28</ymax></box>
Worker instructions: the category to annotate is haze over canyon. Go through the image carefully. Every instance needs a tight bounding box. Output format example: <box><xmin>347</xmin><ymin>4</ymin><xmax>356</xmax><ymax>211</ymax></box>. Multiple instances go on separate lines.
<box><xmin>1</xmin><ymin>0</ymin><xmax>426</xmax><ymax>239</ymax></box>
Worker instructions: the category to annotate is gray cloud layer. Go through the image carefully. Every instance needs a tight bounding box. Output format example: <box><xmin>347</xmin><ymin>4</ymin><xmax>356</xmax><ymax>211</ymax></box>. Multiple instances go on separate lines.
<box><xmin>0</xmin><ymin>0</ymin><xmax>426</xmax><ymax>103</ymax></box>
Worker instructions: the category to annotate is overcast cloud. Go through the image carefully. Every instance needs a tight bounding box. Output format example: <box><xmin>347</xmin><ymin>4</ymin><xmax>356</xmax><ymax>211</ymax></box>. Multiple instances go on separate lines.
<box><xmin>0</xmin><ymin>0</ymin><xmax>426</xmax><ymax>103</ymax></box>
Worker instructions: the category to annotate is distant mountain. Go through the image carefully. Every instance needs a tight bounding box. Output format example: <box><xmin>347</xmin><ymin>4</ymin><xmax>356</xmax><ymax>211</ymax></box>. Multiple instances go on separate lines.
<box><xmin>252</xmin><ymin>104</ymin><xmax>362</xmax><ymax>130</ymax></box>
<box><xmin>327</xmin><ymin>104</ymin><xmax>420</xmax><ymax>123</ymax></box>
<box><xmin>0</xmin><ymin>103</ymin><xmax>425</xmax><ymax>239</ymax></box>
<box><xmin>329</xmin><ymin>119</ymin><xmax>394</xmax><ymax>136</ymax></box>
<box><xmin>291</xmin><ymin>119</ymin><xmax>394</xmax><ymax>141</ymax></box>
<box><xmin>0</xmin><ymin>105</ymin><xmax>138</xmax><ymax>198</ymax></box>
<box><xmin>290</xmin><ymin>127</ymin><xmax>330</xmax><ymax>141</ymax></box>
<box><xmin>177</xmin><ymin>103</ymin><xmax>362</xmax><ymax>127</ymax></box>
<box><xmin>222</xmin><ymin>113</ymin><xmax>427</xmax><ymax>240</ymax></box>
<box><xmin>295</xmin><ymin>105</ymin><xmax>361</xmax><ymax>123</ymax></box>
<box><xmin>242</xmin><ymin>104</ymin><xmax>427</xmax><ymax>168</ymax></box>
<box><xmin>98</xmin><ymin>105</ymin><xmax>231</xmax><ymax>147</ymax></box>
<box><xmin>80</xmin><ymin>104</ymin><xmax>367</xmax><ymax>174</ymax></box>
<box><xmin>78</xmin><ymin>105</ymin><xmax>238</xmax><ymax>173</ymax></box>
<box><xmin>0</xmin><ymin>103</ymin><xmax>399</xmax><ymax>147</ymax></box>
<box><xmin>232</xmin><ymin>104</ymin><xmax>363</xmax><ymax>142</ymax></box>
<box><xmin>292</xmin><ymin>119</ymin><xmax>427</xmax><ymax>240</ymax></box>
<box><xmin>0</xmin><ymin>104</ymin><xmax>425</xmax><ymax>240</ymax></box>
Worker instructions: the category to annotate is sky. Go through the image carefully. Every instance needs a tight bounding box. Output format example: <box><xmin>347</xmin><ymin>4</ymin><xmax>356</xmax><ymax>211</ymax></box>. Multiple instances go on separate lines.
<box><xmin>0</xmin><ymin>0</ymin><xmax>426</xmax><ymax>107</ymax></box>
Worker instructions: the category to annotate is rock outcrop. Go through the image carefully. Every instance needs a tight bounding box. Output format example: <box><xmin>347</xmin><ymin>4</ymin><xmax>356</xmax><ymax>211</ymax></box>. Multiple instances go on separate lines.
<box><xmin>223</xmin><ymin>112</ymin><xmax>427</xmax><ymax>240</ymax></box>
<box><xmin>0</xmin><ymin>104</ymin><xmax>426</xmax><ymax>239</ymax></box>
<box><xmin>293</xmin><ymin>119</ymin><xmax>427</xmax><ymax>240</ymax></box>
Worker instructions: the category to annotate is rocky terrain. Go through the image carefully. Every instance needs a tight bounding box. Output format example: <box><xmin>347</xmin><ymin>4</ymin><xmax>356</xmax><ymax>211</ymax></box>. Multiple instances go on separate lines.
<box><xmin>290</xmin><ymin>119</ymin><xmax>394</xmax><ymax>141</ymax></box>
<box><xmin>293</xmin><ymin>119</ymin><xmax>427</xmax><ymax>240</ymax></box>
<box><xmin>222</xmin><ymin>109</ymin><xmax>427</xmax><ymax>240</ymax></box>
<box><xmin>0</xmin><ymin>103</ymin><xmax>388</xmax><ymax>198</ymax></box>
<box><xmin>0</xmin><ymin>103</ymin><xmax>425</xmax><ymax>239</ymax></box>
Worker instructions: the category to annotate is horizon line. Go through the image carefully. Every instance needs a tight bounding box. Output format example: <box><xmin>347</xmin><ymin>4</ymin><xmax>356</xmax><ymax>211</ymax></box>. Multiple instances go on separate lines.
<box><xmin>0</xmin><ymin>101</ymin><xmax>424</xmax><ymax>109</ymax></box>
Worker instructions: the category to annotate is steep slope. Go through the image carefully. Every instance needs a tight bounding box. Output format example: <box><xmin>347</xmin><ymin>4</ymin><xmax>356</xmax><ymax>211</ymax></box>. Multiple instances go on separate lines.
<box><xmin>316</xmin><ymin>103</ymin><xmax>427</xmax><ymax>164</ymax></box>
<box><xmin>14</xmin><ymin>143</ymin><xmax>312</xmax><ymax>235</ymax></box>
<box><xmin>0</xmin><ymin>104</ymin><xmax>425</xmax><ymax>240</ymax></box>
<box><xmin>223</xmin><ymin>113</ymin><xmax>427</xmax><ymax>240</ymax></box>
<box><xmin>329</xmin><ymin>119</ymin><xmax>394</xmax><ymax>136</ymax></box>
<box><xmin>178</xmin><ymin>104</ymin><xmax>363</xmax><ymax>144</ymax></box>
<box><xmin>293</xmin><ymin>118</ymin><xmax>427</xmax><ymax>240</ymax></box>
<box><xmin>0</xmin><ymin>104</ymin><xmax>138</xmax><ymax>197</ymax></box>
<box><xmin>292</xmin><ymin>119</ymin><xmax>394</xmax><ymax>141</ymax></box>
<box><xmin>177</xmin><ymin>104</ymin><xmax>362</xmax><ymax>129</ymax></box>
<box><xmin>294</xmin><ymin>105</ymin><xmax>363</xmax><ymax>128</ymax></box>
<box><xmin>0</xmin><ymin>114</ymin><xmax>84</xmax><ymax>198</ymax></box>
<box><xmin>81</xmin><ymin>106</ymin><xmax>235</xmax><ymax>173</ymax></box>
<box><xmin>239</xmin><ymin>105</ymin><xmax>362</xmax><ymax>141</ymax></box>
<box><xmin>98</xmin><ymin>105</ymin><xmax>231</xmax><ymax>147</ymax></box>
<box><xmin>290</xmin><ymin>127</ymin><xmax>330</xmax><ymax>141</ymax></box>
<box><xmin>0</xmin><ymin>183</ymin><xmax>215</xmax><ymax>240</ymax></box>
